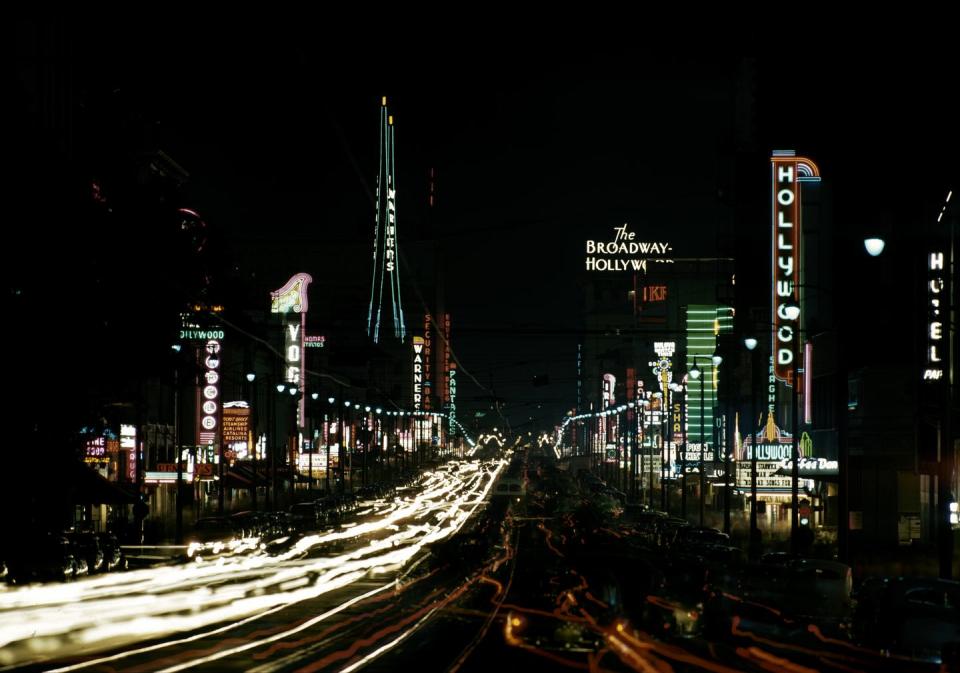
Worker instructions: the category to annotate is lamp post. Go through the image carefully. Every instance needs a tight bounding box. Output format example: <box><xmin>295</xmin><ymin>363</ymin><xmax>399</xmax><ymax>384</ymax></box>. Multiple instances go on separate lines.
<box><xmin>744</xmin><ymin>337</ymin><xmax>760</xmax><ymax>557</ymax></box>
<box><xmin>246</xmin><ymin>372</ymin><xmax>258</xmax><ymax>512</ymax></box>
<box><xmin>326</xmin><ymin>396</ymin><xmax>335</xmax><ymax>495</ymax></box>
<box><xmin>174</xmin><ymin>346</ymin><xmax>186</xmax><ymax>544</ymax></box>
<box><xmin>713</xmin><ymin>354</ymin><xmax>729</xmax><ymax>535</ymax></box>
<box><xmin>310</xmin><ymin>391</ymin><xmax>319</xmax><ymax>498</ymax></box>
<box><xmin>689</xmin><ymin>358</ymin><xmax>706</xmax><ymax>526</ymax></box>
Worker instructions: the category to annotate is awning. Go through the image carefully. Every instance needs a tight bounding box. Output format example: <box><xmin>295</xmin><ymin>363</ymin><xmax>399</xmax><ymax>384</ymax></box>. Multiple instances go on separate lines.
<box><xmin>67</xmin><ymin>462</ymin><xmax>138</xmax><ymax>505</ymax></box>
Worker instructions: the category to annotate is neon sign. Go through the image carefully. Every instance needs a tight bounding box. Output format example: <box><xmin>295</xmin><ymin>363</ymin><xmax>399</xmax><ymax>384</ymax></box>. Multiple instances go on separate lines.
<box><xmin>367</xmin><ymin>98</ymin><xmax>406</xmax><ymax>343</ymax></box>
<box><xmin>413</xmin><ymin>336</ymin><xmax>424</xmax><ymax>410</ymax></box>
<box><xmin>198</xmin><ymin>339</ymin><xmax>220</xmax><ymax>446</ymax></box>
<box><xmin>423</xmin><ymin>314</ymin><xmax>432</xmax><ymax>410</ymax></box>
<box><xmin>585</xmin><ymin>224</ymin><xmax>673</xmax><ymax>272</ymax></box>
<box><xmin>448</xmin><ymin>365</ymin><xmax>457</xmax><ymax>434</ymax></box>
<box><xmin>121</xmin><ymin>424</ymin><xmax>137</xmax><ymax>482</ymax></box>
<box><xmin>924</xmin><ymin>251</ymin><xmax>946</xmax><ymax>382</ymax></box>
<box><xmin>771</xmin><ymin>151</ymin><xmax>819</xmax><ymax>387</ymax></box>
<box><xmin>271</xmin><ymin>273</ymin><xmax>311</xmax><ymax>427</ymax></box>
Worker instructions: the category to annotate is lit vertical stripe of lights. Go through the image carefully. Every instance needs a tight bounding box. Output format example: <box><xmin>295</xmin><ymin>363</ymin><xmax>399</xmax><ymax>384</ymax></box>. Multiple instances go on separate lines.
<box><xmin>367</xmin><ymin>97</ymin><xmax>406</xmax><ymax>344</ymax></box>
<box><xmin>685</xmin><ymin>306</ymin><xmax>733</xmax><ymax>451</ymax></box>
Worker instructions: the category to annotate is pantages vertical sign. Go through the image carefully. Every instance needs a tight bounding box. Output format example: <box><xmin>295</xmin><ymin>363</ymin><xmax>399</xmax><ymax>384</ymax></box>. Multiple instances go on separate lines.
<box><xmin>771</xmin><ymin>151</ymin><xmax>820</xmax><ymax>387</ymax></box>
<box><xmin>585</xmin><ymin>224</ymin><xmax>673</xmax><ymax>272</ymax></box>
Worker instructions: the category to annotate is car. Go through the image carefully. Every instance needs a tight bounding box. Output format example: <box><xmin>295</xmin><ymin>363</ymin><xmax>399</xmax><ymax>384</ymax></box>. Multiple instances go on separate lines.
<box><xmin>289</xmin><ymin>503</ymin><xmax>321</xmax><ymax>533</ymax></box>
<box><xmin>230</xmin><ymin>511</ymin><xmax>269</xmax><ymax>538</ymax></box>
<box><xmin>96</xmin><ymin>532</ymin><xmax>126</xmax><ymax>571</ymax></box>
<box><xmin>188</xmin><ymin>517</ymin><xmax>235</xmax><ymax>544</ymax></box>
<box><xmin>67</xmin><ymin>530</ymin><xmax>104</xmax><ymax>574</ymax></box>
<box><xmin>6</xmin><ymin>534</ymin><xmax>77</xmax><ymax>583</ymax></box>
<box><xmin>855</xmin><ymin>577</ymin><xmax>960</xmax><ymax>665</ymax></box>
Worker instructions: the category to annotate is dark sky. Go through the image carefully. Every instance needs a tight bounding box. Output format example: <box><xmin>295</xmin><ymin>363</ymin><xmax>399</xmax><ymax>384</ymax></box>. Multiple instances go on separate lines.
<box><xmin>16</xmin><ymin>18</ymin><xmax>958</xmax><ymax>434</ymax></box>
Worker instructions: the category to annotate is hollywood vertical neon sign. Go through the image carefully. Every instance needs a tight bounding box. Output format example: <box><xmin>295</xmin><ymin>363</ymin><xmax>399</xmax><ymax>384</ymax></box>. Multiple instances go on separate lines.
<box><xmin>771</xmin><ymin>151</ymin><xmax>820</xmax><ymax>391</ymax></box>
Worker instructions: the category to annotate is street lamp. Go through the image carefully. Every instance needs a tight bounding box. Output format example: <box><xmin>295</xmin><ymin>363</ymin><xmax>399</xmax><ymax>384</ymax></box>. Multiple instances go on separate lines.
<box><xmin>744</xmin><ymin>336</ymin><xmax>760</xmax><ymax>557</ymax></box>
<box><xmin>689</xmin><ymin>359</ymin><xmax>706</xmax><ymax>526</ymax></box>
<box><xmin>863</xmin><ymin>237</ymin><xmax>886</xmax><ymax>257</ymax></box>
<box><xmin>245</xmin><ymin>371</ymin><xmax>258</xmax><ymax>512</ymax></box>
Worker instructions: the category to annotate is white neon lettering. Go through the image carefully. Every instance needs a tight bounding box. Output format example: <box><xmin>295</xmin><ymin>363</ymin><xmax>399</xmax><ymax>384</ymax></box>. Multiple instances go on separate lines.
<box><xmin>287</xmin><ymin>345</ymin><xmax>300</xmax><ymax>361</ymax></box>
<box><xmin>777</xmin><ymin>304</ymin><xmax>797</xmax><ymax>321</ymax></box>
<box><xmin>778</xmin><ymin>165</ymin><xmax>794</xmax><ymax>183</ymax></box>
<box><xmin>777</xmin><ymin>325</ymin><xmax>793</xmax><ymax>342</ymax></box>
<box><xmin>777</xmin><ymin>281</ymin><xmax>793</xmax><ymax>297</ymax></box>
<box><xmin>930</xmin><ymin>345</ymin><xmax>942</xmax><ymax>362</ymax></box>
<box><xmin>931</xmin><ymin>322</ymin><xmax>943</xmax><ymax>340</ymax></box>
<box><xmin>778</xmin><ymin>349</ymin><xmax>794</xmax><ymax>365</ymax></box>
<box><xmin>930</xmin><ymin>279</ymin><xmax>942</xmax><ymax>293</ymax></box>
<box><xmin>777</xmin><ymin>189</ymin><xmax>795</xmax><ymax>206</ymax></box>
<box><xmin>287</xmin><ymin>324</ymin><xmax>300</xmax><ymax>340</ymax></box>
<box><xmin>930</xmin><ymin>252</ymin><xmax>944</xmax><ymax>270</ymax></box>
<box><xmin>778</xmin><ymin>211</ymin><xmax>793</xmax><ymax>228</ymax></box>
<box><xmin>778</xmin><ymin>256</ymin><xmax>794</xmax><ymax>276</ymax></box>
<box><xmin>778</xmin><ymin>234</ymin><xmax>793</xmax><ymax>250</ymax></box>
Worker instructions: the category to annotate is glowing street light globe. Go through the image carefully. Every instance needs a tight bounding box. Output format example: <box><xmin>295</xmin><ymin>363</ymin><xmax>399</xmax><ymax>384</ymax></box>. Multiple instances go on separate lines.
<box><xmin>864</xmin><ymin>237</ymin><xmax>886</xmax><ymax>257</ymax></box>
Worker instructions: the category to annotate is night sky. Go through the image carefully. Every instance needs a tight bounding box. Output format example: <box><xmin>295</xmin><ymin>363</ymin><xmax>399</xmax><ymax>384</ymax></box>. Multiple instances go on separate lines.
<box><xmin>12</xmin><ymin>19</ymin><xmax>958</xmax><ymax>435</ymax></box>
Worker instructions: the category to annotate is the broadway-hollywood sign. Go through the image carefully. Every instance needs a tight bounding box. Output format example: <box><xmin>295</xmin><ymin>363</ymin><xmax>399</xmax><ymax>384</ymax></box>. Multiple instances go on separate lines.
<box><xmin>585</xmin><ymin>224</ymin><xmax>673</xmax><ymax>272</ymax></box>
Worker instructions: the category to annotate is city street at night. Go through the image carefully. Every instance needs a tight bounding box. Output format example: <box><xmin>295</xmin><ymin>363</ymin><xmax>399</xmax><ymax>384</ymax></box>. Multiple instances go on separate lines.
<box><xmin>8</xmin><ymin>18</ymin><xmax>959</xmax><ymax>673</ymax></box>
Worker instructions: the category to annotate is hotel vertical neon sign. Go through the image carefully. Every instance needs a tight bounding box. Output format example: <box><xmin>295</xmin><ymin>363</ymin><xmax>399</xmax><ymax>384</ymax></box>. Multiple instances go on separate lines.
<box><xmin>771</xmin><ymin>151</ymin><xmax>820</xmax><ymax>387</ymax></box>
<box><xmin>924</xmin><ymin>251</ymin><xmax>946</xmax><ymax>382</ymax></box>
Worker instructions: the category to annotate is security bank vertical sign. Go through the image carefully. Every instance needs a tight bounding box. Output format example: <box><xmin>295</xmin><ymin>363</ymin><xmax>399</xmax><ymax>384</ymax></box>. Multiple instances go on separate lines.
<box><xmin>771</xmin><ymin>151</ymin><xmax>820</xmax><ymax>388</ymax></box>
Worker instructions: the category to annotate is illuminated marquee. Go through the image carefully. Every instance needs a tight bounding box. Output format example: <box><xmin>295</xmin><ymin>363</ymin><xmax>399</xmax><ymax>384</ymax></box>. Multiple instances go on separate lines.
<box><xmin>924</xmin><ymin>251</ymin><xmax>946</xmax><ymax>382</ymax></box>
<box><xmin>585</xmin><ymin>224</ymin><xmax>673</xmax><ymax>272</ymax></box>
<box><xmin>771</xmin><ymin>150</ymin><xmax>819</xmax><ymax>387</ymax></box>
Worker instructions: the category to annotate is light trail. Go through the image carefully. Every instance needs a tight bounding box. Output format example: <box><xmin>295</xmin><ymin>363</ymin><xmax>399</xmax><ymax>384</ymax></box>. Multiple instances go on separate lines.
<box><xmin>0</xmin><ymin>459</ymin><xmax>505</xmax><ymax>669</ymax></box>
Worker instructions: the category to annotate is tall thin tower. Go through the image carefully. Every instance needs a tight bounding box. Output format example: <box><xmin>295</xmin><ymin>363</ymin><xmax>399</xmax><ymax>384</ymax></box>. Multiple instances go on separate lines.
<box><xmin>367</xmin><ymin>97</ymin><xmax>407</xmax><ymax>343</ymax></box>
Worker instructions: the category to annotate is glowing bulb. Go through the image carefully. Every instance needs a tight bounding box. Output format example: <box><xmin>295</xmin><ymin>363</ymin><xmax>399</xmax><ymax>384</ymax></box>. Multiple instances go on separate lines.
<box><xmin>864</xmin><ymin>237</ymin><xmax>885</xmax><ymax>257</ymax></box>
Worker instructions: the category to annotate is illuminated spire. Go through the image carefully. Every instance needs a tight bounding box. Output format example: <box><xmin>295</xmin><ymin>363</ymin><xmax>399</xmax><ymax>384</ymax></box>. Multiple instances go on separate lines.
<box><xmin>367</xmin><ymin>98</ymin><xmax>407</xmax><ymax>343</ymax></box>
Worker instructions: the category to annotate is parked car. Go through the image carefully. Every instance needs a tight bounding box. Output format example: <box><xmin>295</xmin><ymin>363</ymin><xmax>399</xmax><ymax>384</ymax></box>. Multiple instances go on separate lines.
<box><xmin>96</xmin><ymin>532</ymin><xmax>126</xmax><ymax>571</ymax></box>
<box><xmin>6</xmin><ymin>534</ymin><xmax>77</xmax><ymax>583</ymax></box>
<box><xmin>855</xmin><ymin>576</ymin><xmax>960</xmax><ymax>665</ymax></box>
<box><xmin>230</xmin><ymin>511</ymin><xmax>269</xmax><ymax>538</ymax></box>
<box><xmin>188</xmin><ymin>517</ymin><xmax>235</xmax><ymax>544</ymax></box>
<box><xmin>289</xmin><ymin>503</ymin><xmax>321</xmax><ymax>533</ymax></box>
<box><xmin>67</xmin><ymin>530</ymin><xmax>104</xmax><ymax>574</ymax></box>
